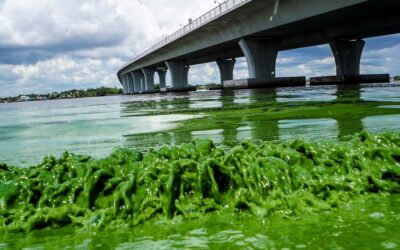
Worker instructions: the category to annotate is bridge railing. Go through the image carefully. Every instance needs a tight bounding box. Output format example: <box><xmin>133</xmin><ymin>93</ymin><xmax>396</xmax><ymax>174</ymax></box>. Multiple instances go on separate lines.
<box><xmin>124</xmin><ymin>0</ymin><xmax>252</xmax><ymax>69</ymax></box>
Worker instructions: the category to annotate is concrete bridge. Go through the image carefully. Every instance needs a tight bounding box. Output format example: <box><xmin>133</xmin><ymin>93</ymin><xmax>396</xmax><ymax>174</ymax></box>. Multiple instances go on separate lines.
<box><xmin>117</xmin><ymin>0</ymin><xmax>400</xmax><ymax>94</ymax></box>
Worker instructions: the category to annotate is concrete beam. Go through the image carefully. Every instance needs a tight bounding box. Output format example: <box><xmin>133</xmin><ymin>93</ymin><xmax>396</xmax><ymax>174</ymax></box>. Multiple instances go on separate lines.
<box><xmin>165</xmin><ymin>61</ymin><xmax>190</xmax><ymax>88</ymax></box>
<box><xmin>239</xmin><ymin>38</ymin><xmax>280</xmax><ymax>81</ymax></box>
<box><xmin>157</xmin><ymin>68</ymin><xmax>167</xmax><ymax>91</ymax></box>
<box><xmin>216</xmin><ymin>58</ymin><xmax>236</xmax><ymax>84</ymax></box>
<box><xmin>330</xmin><ymin>39</ymin><xmax>365</xmax><ymax>76</ymax></box>
<box><xmin>132</xmin><ymin>71</ymin><xmax>143</xmax><ymax>93</ymax></box>
<box><xmin>142</xmin><ymin>68</ymin><xmax>156</xmax><ymax>91</ymax></box>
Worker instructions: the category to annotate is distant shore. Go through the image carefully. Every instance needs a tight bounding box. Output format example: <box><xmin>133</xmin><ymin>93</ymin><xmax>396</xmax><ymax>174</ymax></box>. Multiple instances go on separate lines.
<box><xmin>0</xmin><ymin>87</ymin><xmax>123</xmax><ymax>104</ymax></box>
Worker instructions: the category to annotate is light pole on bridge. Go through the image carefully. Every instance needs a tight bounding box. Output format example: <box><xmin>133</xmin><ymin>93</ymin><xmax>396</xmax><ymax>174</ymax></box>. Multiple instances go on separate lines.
<box><xmin>214</xmin><ymin>0</ymin><xmax>222</xmax><ymax>13</ymax></box>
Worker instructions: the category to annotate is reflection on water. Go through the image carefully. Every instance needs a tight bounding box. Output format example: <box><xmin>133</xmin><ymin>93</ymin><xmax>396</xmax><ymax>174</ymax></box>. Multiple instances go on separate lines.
<box><xmin>362</xmin><ymin>83</ymin><xmax>400</xmax><ymax>102</ymax></box>
<box><xmin>1</xmin><ymin>83</ymin><xmax>400</xmax><ymax>166</ymax></box>
<box><xmin>279</xmin><ymin>118</ymin><xmax>338</xmax><ymax>141</ymax></box>
<box><xmin>277</xmin><ymin>85</ymin><xmax>337</xmax><ymax>103</ymax></box>
<box><xmin>363</xmin><ymin>114</ymin><xmax>400</xmax><ymax>133</ymax></box>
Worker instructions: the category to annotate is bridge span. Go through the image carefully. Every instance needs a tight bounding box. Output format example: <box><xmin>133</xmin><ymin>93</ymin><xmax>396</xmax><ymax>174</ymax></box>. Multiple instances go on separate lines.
<box><xmin>117</xmin><ymin>0</ymin><xmax>400</xmax><ymax>94</ymax></box>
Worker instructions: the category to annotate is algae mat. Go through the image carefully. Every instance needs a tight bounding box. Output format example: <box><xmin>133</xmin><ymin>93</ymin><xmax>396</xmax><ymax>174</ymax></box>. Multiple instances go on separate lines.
<box><xmin>1</xmin><ymin>132</ymin><xmax>399</xmax><ymax>249</ymax></box>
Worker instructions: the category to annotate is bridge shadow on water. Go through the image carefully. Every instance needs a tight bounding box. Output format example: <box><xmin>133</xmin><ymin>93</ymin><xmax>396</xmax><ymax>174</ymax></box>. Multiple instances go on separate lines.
<box><xmin>119</xmin><ymin>84</ymin><xmax>398</xmax><ymax>151</ymax></box>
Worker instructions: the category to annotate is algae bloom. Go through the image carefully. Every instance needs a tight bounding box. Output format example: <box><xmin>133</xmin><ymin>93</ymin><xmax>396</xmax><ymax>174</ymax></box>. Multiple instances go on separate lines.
<box><xmin>0</xmin><ymin>131</ymin><xmax>399</xmax><ymax>232</ymax></box>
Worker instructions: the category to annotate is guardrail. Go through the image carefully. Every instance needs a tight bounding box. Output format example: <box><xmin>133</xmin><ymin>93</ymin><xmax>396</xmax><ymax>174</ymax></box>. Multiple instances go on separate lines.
<box><xmin>122</xmin><ymin>0</ymin><xmax>252</xmax><ymax>70</ymax></box>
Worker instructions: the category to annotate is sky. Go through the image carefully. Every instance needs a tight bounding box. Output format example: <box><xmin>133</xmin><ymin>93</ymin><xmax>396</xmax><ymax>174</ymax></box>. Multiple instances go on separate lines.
<box><xmin>0</xmin><ymin>0</ymin><xmax>399</xmax><ymax>97</ymax></box>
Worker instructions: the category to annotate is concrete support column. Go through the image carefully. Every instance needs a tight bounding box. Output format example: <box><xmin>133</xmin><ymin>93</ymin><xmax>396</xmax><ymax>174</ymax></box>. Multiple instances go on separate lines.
<box><xmin>216</xmin><ymin>58</ymin><xmax>236</xmax><ymax>84</ymax></box>
<box><xmin>122</xmin><ymin>75</ymin><xmax>127</xmax><ymax>94</ymax></box>
<box><xmin>330</xmin><ymin>39</ymin><xmax>365</xmax><ymax>76</ymax></box>
<box><xmin>157</xmin><ymin>68</ymin><xmax>167</xmax><ymax>90</ymax></box>
<box><xmin>132</xmin><ymin>71</ymin><xmax>143</xmax><ymax>93</ymax></box>
<box><xmin>239</xmin><ymin>38</ymin><xmax>280</xmax><ymax>81</ymax></box>
<box><xmin>140</xmin><ymin>71</ymin><xmax>146</xmax><ymax>91</ymax></box>
<box><xmin>129</xmin><ymin>72</ymin><xmax>137</xmax><ymax>94</ymax></box>
<box><xmin>142</xmin><ymin>68</ymin><xmax>155</xmax><ymax>91</ymax></box>
<box><xmin>184</xmin><ymin>66</ymin><xmax>190</xmax><ymax>86</ymax></box>
<box><xmin>126</xmin><ymin>73</ymin><xmax>134</xmax><ymax>94</ymax></box>
<box><xmin>165</xmin><ymin>61</ymin><xmax>190</xmax><ymax>88</ymax></box>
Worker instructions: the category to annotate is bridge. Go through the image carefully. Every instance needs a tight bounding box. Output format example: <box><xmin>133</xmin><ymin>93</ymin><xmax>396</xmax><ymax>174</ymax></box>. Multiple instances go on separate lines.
<box><xmin>117</xmin><ymin>0</ymin><xmax>400</xmax><ymax>94</ymax></box>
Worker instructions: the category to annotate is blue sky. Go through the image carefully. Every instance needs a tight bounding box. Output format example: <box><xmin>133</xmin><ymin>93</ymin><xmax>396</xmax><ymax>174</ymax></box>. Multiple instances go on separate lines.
<box><xmin>0</xmin><ymin>0</ymin><xmax>399</xmax><ymax>97</ymax></box>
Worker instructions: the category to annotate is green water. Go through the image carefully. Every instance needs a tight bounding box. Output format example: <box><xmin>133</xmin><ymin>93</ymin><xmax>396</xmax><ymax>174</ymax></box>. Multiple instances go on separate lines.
<box><xmin>1</xmin><ymin>83</ymin><xmax>400</xmax><ymax>249</ymax></box>
<box><xmin>1</xmin><ymin>197</ymin><xmax>399</xmax><ymax>249</ymax></box>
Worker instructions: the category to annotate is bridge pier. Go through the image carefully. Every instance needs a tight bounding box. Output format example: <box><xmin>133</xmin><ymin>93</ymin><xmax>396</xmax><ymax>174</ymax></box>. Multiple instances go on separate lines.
<box><xmin>142</xmin><ymin>68</ymin><xmax>156</xmax><ymax>92</ymax></box>
<box><xmin>157</xmin><ymin>68</ymin><xmax>167</xmax><ymax>92</ymax></box>
<box><xmin>224</xmin><ymin>38</ymin><xmax>305</xmax><ymax>89</ymax></box>
<box><xmin>129</xmin><ymin>72</ymin><xmax>137</xmax><ymax>94</ymax></box>
<box><xmin>311</xmin><ymin>39</ymin><xmax>389</xmax><ymax>85</ymax></box>
<box><xmin>122</xmin><ymin>75</ymin><xmax>128</xmax><ymax>94</ymax></box>
<box><xmin>331</xmin><ymin>39</ymin><xmax>365</xmax><ymax>77</ymax></box>
<box><xmin>132</xmin><ymin>71</ymin><xmax>143</xmax><ymax>93</ymax></box>
<box><xmin>216</xmin><ymin>58</ymin><xmax>236</xmax><ymax>84</ymax></box>
<box><xmin>239</xmin><ymin>38</ymin><xmax>280</xmax><ymax>81</ymax></box>
<box><xmin>127</xmin><ymin>73</ymin><xmax>135</xmax><ymax>94</ymax></box>
<box><xmin>165</xmin><ymin>61</ymin><xmax>195</xmax><ymax>92</ymax></box>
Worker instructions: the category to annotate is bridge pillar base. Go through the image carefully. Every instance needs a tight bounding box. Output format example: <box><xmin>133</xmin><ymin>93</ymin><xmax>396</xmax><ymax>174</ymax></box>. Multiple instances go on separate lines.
<box><xmin>216</xmin><ymin>58</ymin><xmax>236</xmax><ymax>84</ymax></box>
<box><xmin>165</xmin><ymin>61</ymin><xmax>190</xmax><ymax>88</ymax></box>
<box><xmin>157</xmin><ymin>68</ymin><xmax>167</xmax><ymax>91</ymax></box>
<box><xmin>330</xmin><ymin>39</ymin><xmax>365</xmax><ymax>77</ymax></box>
<box><xmin>223</xmin><ymin>77</ymin><xmax>306</xmax><ymax>90</ymax></box>
<box><xmin>142</xmin><ymin>68</ymin><xmax>156</xmax><ymax>91</ymax></box>
<box><xmin>310</xmin><ymin>74</ymin><xmax>390</xmax><ymax>86</ymax></box>
<box><xmin>167</xmin><ymin>86</ymin><xmax>197</xmax><ymax>92</ymax></box>
<box><xmin>239</xmin><ymin>38</ymin><xmax>280</xmax><ymax>81</ymax></box>
<box><xmin>132</xmin><ymin>71</ymin><xmax>144</xmax><ymax>93</ymax></box>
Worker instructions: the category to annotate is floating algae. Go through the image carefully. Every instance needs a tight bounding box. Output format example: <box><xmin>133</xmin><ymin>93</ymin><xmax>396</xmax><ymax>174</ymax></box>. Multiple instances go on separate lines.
<box><xmin>0</xmin><ymin>131</ymin><xmax>399</xmax><ymax>232</ymax></box>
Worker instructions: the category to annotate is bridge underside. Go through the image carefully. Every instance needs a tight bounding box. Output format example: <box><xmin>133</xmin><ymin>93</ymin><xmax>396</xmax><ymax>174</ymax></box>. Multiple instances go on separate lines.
<box><xmin>119</xmin><ymin>0</ymin><xmax>400</xmax><ymax>93</ymax></box>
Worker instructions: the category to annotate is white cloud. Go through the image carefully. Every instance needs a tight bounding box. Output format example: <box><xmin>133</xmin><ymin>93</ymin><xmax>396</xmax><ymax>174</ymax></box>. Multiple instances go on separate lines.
<box><xmin>311</xmin><ymin>57</ymin><xmax>335</xmax><ymax>65</ymax></box>
<box><xmin>0</xmin><ymin>0</ymin><xmax>220</xmax><ymax>96</ymax></box>
<box><xmin>361</xmin><ymin>43</ymin><xmax>400</xmax><ymax>74</ymax></box>
<box><xmin>0</xmin><ymin>0</ymin><xmax>399</xmax><ymax>97</ymax></box>
<box><xmin>3</xmin><ymin>56</ymin><xmax>122</xmax><ymax>96</ymax></box>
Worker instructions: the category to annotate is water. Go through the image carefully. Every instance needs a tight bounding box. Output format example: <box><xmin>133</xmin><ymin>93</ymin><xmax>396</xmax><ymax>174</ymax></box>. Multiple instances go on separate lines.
<box><xmin>1</xmin><ymin>83</ymin><xmax>400</xmax><ymax>249</ymax></box>
<box><xmin>1</xmin><ymin>196</ymin><xmax>399</xmax><ymax>249</ymax></box>
<box><xmin>2</xmin><ymin>83</ymin><xmax>400</xmax><ymax>167</ymax></box>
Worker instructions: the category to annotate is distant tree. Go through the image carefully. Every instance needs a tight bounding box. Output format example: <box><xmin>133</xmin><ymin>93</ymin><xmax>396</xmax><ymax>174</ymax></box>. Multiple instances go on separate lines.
<box><xmin>394</xmin><ymin>76</ymin><xmax>400</xmax><ymax>81</ymax></box>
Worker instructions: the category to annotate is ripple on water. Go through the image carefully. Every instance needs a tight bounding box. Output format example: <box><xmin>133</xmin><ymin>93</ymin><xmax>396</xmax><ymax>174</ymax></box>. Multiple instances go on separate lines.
<box><xmin>379</xmin><ymin>105</ymin><xmax>400</xmax><ymax>109</ymax></box>
<box><xmin>116</xmin><ymin>240</ymin><xmax>170</xmax><ymax>250</ymax></box>
<box><xmin>381</xmin><ymin>242</ymin><xmax>398</xmax><ymax>249</ymax></box>
<box><xmin>235</xmin><ymin>234</ymin><xmax>275</xmax><ymax>249</ymax></box>
<box><xmin>209</xmin><ymin>230</ymin><xmax>244</xmax><ymax>244</ymax></box>
<box><xmin>369</xmin><ymin>212</ymin><xmax>385</xmax><ymax>219</ymax></box>
<box><xmin>188</xmin><ymin>228</ymin><xmax>207</xmax><ymax>236</ymax></box>
<box><xmin>174</xmin><ymin>236</ymin><xmax>209</xmax><ymax>248</ymax></box>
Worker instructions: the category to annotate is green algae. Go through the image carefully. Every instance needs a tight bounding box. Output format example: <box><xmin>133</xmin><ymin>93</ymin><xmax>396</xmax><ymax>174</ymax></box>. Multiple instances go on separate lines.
<box><xmin>1</xmin><ymin>131</ymin><xmax>400</xmax><ymax>233</ymax></box>
<box><xmin>123</xmin><ymin>86</ymin><xmax>400</xmax><ymax>146</ymax></box>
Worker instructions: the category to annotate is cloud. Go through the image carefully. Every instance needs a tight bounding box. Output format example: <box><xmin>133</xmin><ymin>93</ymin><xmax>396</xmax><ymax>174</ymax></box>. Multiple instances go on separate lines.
<box><xmin>4</xmin><ymin>56</ymin><xmax>123</xmax><ymax>96</ymax></box>
<box><xmin>0</xmin><ymin>0</ymin><xmax>399</xmax><ymax>97</ymax></box>
<box><xmin>0</xmin><ymin>0</ymin><xmax>219</xmax><ymax>96</ymax></box>
<box><xmin>0</xmin><ymin>0</ymin><xmax>129</xmax><ymax>64</ymax></box>
<box><xmin>361</xmin><ymin>42</ymin><xmax>400</xmax><ymax>75</ymax></box>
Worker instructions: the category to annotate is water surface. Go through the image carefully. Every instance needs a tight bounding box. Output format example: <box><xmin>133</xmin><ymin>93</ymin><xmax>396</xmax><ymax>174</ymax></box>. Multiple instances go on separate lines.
<box><xmin>2</xmin><ymin>83</ymin><xmax>400</xmax><ymax>166</ymax></box>
<box><xmin>1</xmin><ymin>83</ymin><xmax>400</xmax><ymax>249</ymax></box>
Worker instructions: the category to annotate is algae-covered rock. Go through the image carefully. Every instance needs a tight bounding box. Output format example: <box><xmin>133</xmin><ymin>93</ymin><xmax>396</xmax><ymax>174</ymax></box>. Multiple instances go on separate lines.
<box><xmin>0</xmin><ymin>132</ymin><xmax>400</xmax><ymax>232</ymax></box>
